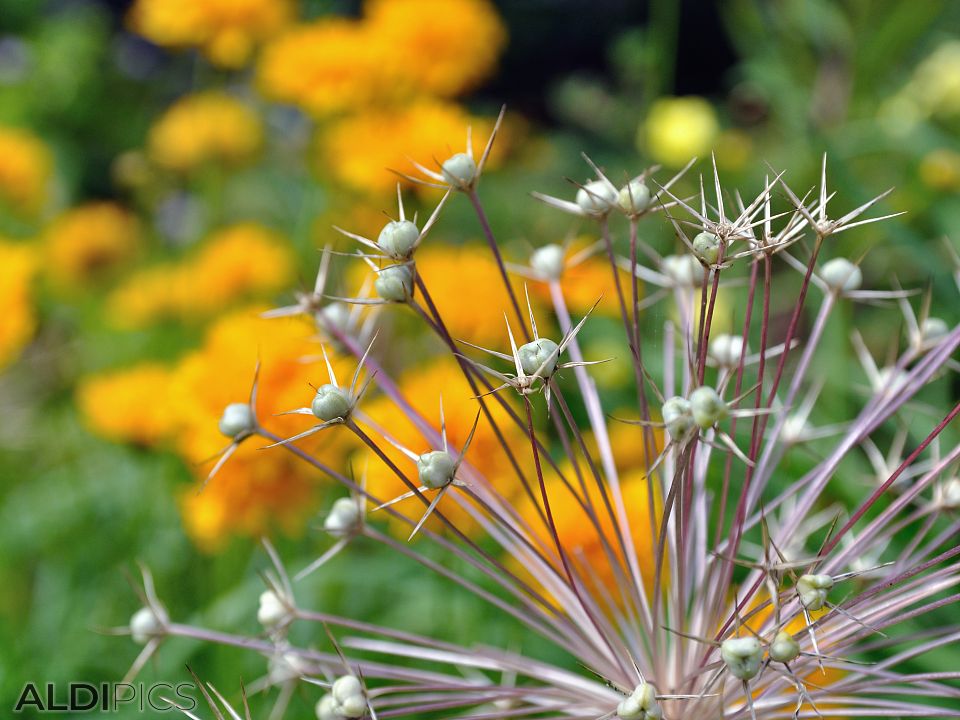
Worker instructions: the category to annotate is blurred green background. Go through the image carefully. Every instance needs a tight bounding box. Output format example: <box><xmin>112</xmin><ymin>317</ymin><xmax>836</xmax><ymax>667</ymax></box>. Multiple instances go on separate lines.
<box><xmin>2</xmin><ymin>0</ymin><xmax>959</xmax><ymax>716</ymax></box>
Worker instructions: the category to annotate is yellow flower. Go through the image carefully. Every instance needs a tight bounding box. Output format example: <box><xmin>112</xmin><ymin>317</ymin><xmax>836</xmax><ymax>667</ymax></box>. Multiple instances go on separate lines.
<box><xmin>364</xmin><ymin>0</ymin><xmax>507</xmax><ymax>98</ymax></box>
<box><xmin>320</xmin><ymin>100</ymin><xmax>501</xmax><ymax>192</ymax></box>
<box><xmin>0</xmin><ymin>241</ymin><xmax>39</xmax><ymax>369</ymax></box>
<box><xmin>641</xmin><ymin>96</ymin><xmax>719</xmax><ymax>167</ymax></box>
<box><xmin>167</xmin><ymin>308</ymin><xmax>354</xmax><ymax>549</ymax></box>
<box><xmin>147</xmin><ymin>92</ymin><xmax>262</xmax><ymax>172</ymax></box>
<box><xmin>360</xmin><ymin>358</ymin><xmax>525</xmax><ymax>536</ymax></box>
<box><xmin>257</xmin><ymin>19</ymin><xmax>390</xmax><ymax>117</ymax></box>
<box><xmin>128</xmin><ymin>0</ymin><xmax>293</xmax><ymax>68</ymax></box>
<box><xmin>107</xmin><ymin>222</ymin><xmax>293</xmax><ymax>328</ymax></box>
<box><xmin>44</xmin><ymin>202</ymin><xmax>141</xmax><ymax>290</ymax></box>
<box><xmin>0</xmin><ymin>126</ymin><xmax>53</xmax><ymax>216</ymax></box>
<box><xmin>77</xmin><ymin>364</ymin><xmax>176</xmax><ymax>446</ymax></box>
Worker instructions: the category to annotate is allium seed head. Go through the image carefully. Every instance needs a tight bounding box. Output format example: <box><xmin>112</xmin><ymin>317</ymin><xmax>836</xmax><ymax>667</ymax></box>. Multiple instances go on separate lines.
<box><xmin>618</xmin><ymin>179</ymin><xmax>652</xmax><ymax>215</ymax></box>
<box><xmin>324</xmin><ymin>496</ymin><xmax>363</xmax><ymax>537</ymax></box>
<box><xmin>257</xmin><ymin>589</ymin><xmax>289</xmax><ymax>628</ymax></box>
<box><xmin>417</xmin><ymin>450</ymin><xmax>457</xmax><ymax>489</ymax></box>
<box><xmin>576</xmin><ymin>180</ymin><xmax>618</xmax><ymax>216</ymax></box>
<box><xmin>315</xmin><ymin>694</ymin><xmax>339</xmax><ymax>720</ymax></box>
<box><xmin>311</xmin><ymin>384</ymin><xmax>352</xmax><ymax>421</ymax></box>
<box><xmin>616</xmin><ymin>682</ymin><xmax>662</xmax><ymax>720</ymax></box>
<box><xmin>218</xmin><ymin>402</ymin><xmax>254</xmax><ymax>438</ymax></box>
<box><xmin>661</xmin><ymin>396</ymin><xmax>694</xmax><ymax>439</ymax></box>
<box><xmin>378</xmin><ymin>220</ymin><xmax>420</xmax><ymax>259</ymax></box>
<box><xmin>441</xmin><ymin>152</ymin><xmax>478</xmax><ymax>188</ymax></box>
<box><xmin>689</xmin><ymin>386</ymin><xmax>728</xmax><ymax>429</ymax></box>
<box><xmin>661</xmin><ymin>253</ymin><xmax>700</xmax><ymax>286</ymax></box>
<box><xmin>708</xmin><ymin>333</ymin><xmax>746</xmax><ymax>368</ymax></box>
<box><xmin>518</xmin><ymin>337</ymin><xmax>560</xmax><ymax>376</ymax></box>
<box><xmin>319</xmin><ymin>302</ymin><xmax>352</xmax><ymax>334</ymax></box>
<box><xmin>331</xmin><ymin>675</ymin><xmax>366</xmax><ymax>717</ymax></box>
<box><xmin>374</xmin><ymin>264</ymin><xmax>414</xmax><ymax>302</ymax></box>
<box><xmin>921</xmin><ymin>316</ymin><xmax>949</xmax><ymax>344</ymax></box>
<box><xmin>129</xmin><ymin>606</ymin><xmax>163</xmax><ymax>644</ymax></box>
<box><xmin>768</xmin><ymin>630</ymin><xmax>801</xmax><ymax>663</ymax></box>
<box><xmin>692</xmin><ymin>231</ymin><xmax>721</xmax><ymax>265</ymax></box>
<box><xmin>820</xmin><ymin>258</ymin><xmax>863</xmax><ymax>292</ymax></box>
<box><xmin>721</xmin><ymin>636</ymin><xmax>763</xmax><ymax>680</ymax></box>
<box><xmin>797</xmin><ymin>573</ymin><xmax>834</xmax><ymax>610</ymax></box>
<box><xmin>530</xmin><ymin>244</ymin><xmax>566</xmax><ymax>281</ymax></box>
<box><xmin>267</xmin><ymin>651</ymin><xmax>308</xmax><ymax>684</ymax></box>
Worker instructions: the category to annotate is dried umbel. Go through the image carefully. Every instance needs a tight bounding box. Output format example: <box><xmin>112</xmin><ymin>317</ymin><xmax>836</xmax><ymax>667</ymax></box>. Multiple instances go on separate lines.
<box><xmin>124</xmin><ymin>141</ymin><xmax>960</xmax><ymax>720</ymax></box>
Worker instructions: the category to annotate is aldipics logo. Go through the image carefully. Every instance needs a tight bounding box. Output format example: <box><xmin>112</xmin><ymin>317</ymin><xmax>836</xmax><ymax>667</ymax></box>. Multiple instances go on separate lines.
<box><xmin>12</xmin><ymin>682</ymin><xmax>197</xmax><ymax>713</ymax></box>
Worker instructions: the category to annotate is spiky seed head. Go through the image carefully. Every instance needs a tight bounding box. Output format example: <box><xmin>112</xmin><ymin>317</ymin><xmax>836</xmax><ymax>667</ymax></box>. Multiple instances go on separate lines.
<box><xmin>374</xmin><ymin>264</ymin><xmax>414</xmax><ymax>302</ymax></box>
<box><xmin>820</xmin><ymin>258</ymin><xmax>863</xmax><ymax>292</ymax></box>
<box><xmin>721</xmin><ymin>636</ymin><xmax>763</xmax><ymax>680</ymax></box>
<box><xmin>378</xmin><ymin>220</ymin><xmax>420</xmax><ymax>259</ymax></box>
<box><xmin>319</xmin><ymin>302</ymin><xmax>351</xmax><ymax>334</ymax></box>
<box><xmin>575</xmin><ymin>180</ymin><xmax>618</xmax><ymax>216</ymax></box>
<box><xmin>324</xmin><ymin>497</ymin><xmax>362</xmax><ymax>538</ymax></box>
<box><xmin>130</xmin><ymin>606</ymin><xmax>163</xmax><ymax>644</ymax></box>
<box><xmin>690</xmin><ymin>386</ymin><xmax>729</xmax><ymax>429</ymax></box>
<box><xmin>315</xmin><ymin>694</ymin><xmax>339</xmax><ymax>720</ymax></box>
<box><xmin>616</xmin><ymin>682</ymin><xmax>662</xmax><ymax>720</ymax></box>
<box><xmin>518</xmin><ymin>337</ymin><xmax>560</xmax><ymax>376</ymax></box>
<box><xmin>769</xmin><ymin>630</ymin><xmax>801</xmax><ymax>663</ymax></box>
<box><xmin>661</xmin><ymin>253</ymin><xmax>700</xmax><ymax>286</ymax></box>
<box><xmin>692</xmin><ymin>231</ymin><xmax>721</xmax><ymax>265</ymax></box>
<box><xmin>920</xmin><ymin>317</ymin><xmax>949</xmax><ymax>344</ymax></box>
<box><xmin>662</xmin><ymin>396</ymin><xmax>694</xmax><ymax>439</ymax></box>
<box><xmin>617</xmin><ymin>179</ymin><xmax>652</xmax><ymax>215</ymax></box>
<box><xmin>417</xmin><ymin>450</ymin><xmax>457</xmax><ymax>489</ymax></box>
<box><xmin>332</xmin><ymin>675</ymin><xmax>366</xmax><ymax>717</ymax></box>
<box><xmin>441</xmin><ymin>152</ymin><xmax>477</xmax><ymax>188</ymax></box>
<box><xmin>312</xmin><ymin>384</ymin><xmax>352</xmax><ymax>422</ymax></box>
<box><xmin>268</xmin><ymin>651</ymin><xmax>309</xmax><ymax>684</ymax></box>
<box><xmin>530</xmin><ymin>244</ymin><xmax>566</xmax><ymax>281</ymax></box>
<box><xmin>218</xmin><ymin>402</ymin><xmax>255</xmax><ymax>439</ymax></box>
<box><xmin>257</xmin><ymin>589</ymin><xmax>289</xmax><ymax>628</ymax></box>
<box><xmin>797</xmin><ymin>573</ymin><xmax>834</xmax><ymax>610</ymax></box>
<box><xmin>709</xmin><ymin>333</ymin><xmax>746</xmax><ymax>368</ymax></box>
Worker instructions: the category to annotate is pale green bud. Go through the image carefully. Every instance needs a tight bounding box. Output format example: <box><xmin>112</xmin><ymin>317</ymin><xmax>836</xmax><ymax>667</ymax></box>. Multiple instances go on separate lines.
<box><xmin>768</xmin><ymin>630</ymin><xmax>801</xmax><ymax>663</ymax></box>
<box><xmin>721</xmin><ymin>636</ymin><xmax>763</xmax><ymax>680</ymax></box>
<box><xmin>662</xmin><ymin>396</ymin><xmax>694</xmax><ymax>440</ymax></box>
<box><xmin>319</xmin><ymin>302</ymin><xmax>351</xmax><ymax>334</ymax></box>
<box><xmin>576</xmin><ymin>180</ymin><xmax>618</xmax><ymax>216</ymax></box>
<box><xmin>690</xmin><ymin>386</ymin><xmax>729</xmax><ymax>429</ymax></box>
<box><xmin>417</xmin><ymin>450</ymin><xmax>457</xmax><ymax>489</ymax></box>
<box><xmin>315</xmin><ymin>694</ymin><xmax>339</xmax><ymax>720</ymax></box>
<box><xmin>257</xmin><ymin>589</ymin><xmax>288</xmax><ymax>628</ymax></box>
<box><xmin>377</xmin><ymin>220</ymin><xmax>420</xmax><ymax>259</ymax></box>
<box><xmin>920</xmin><ymin>317</ymin><xmax>949</xmax><ymax>344</ymax></box>
<box><xmin>661</xmin><ymin>254</ymin><xmax>700</xmax><ymax>286</ymax></box>
<box><xmin>797</xmin><ymin>573</ymin><xmax>833</xmax><ymax>610</ymax></box>
<box><xmin>618</xmin><ymin>179</ymin><xmax>652</xmax><ymax>215</ymax></box>
<box><xmin>708</xmin><ymin>334</ymin><xmax>745</xmax><ymax>368</ymax></box>
<box><xmin>374</xmin><ymin>264</ymin><xmax>414</xmax><ymax>302</ymax></box>
<box><xmin>518</xmin><ymin>338</ymin><xmax>560</xmax><ymax>376</ymax></box>
<box><xmin>616</xmin><ymin>682</ymin><xmax>661</xmax><ymax>720</ymax></box>
<box><xmin>219</xmin><ymin>402</ymin><xmax>255</xmax><ymax>438</ymax></box>
<box><xmin>692</xmin><ymin>232</ymin><xmax>720</xmax><ymax>265</ymax></box>
<box><xmin>530</xmin><ymin>244</ymin><xmax>566</xmax><ymax>281</ymax></box>
<box><xmin>324</xmin><ymin>497</ymin><xmax>362</xmax><ymax>538</ymax></box>
<box><xmin>332</xmin><ymin>675</ymin><xmax>365</xmax><ymax>718</ymax></box>
<box><xmin>312</xmin><ymin>384</ymin><xmax>352</xmax><ymax>421</ymax></box>
<box><xmin>268</xmin><ymin>652</ymin><xmax>308</xmax><ymax>684</ymax></box>
<box><xmin>441</xmin><ymin>152</ymin><xmax>477</xmax><ymax>188</ymax></box>
<box><xmin>130</xmin><ymin>606</ymin><xmax>163</xmax><ymax>645</ymax></box>
<box><xmin>820</xmin><ymin>258</ymin><xmax>862</xmax><ymax>292</ymax></box>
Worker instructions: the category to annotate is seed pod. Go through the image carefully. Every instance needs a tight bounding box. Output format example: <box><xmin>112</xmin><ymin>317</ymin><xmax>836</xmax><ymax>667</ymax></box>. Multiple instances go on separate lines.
<box><xmin>377</xmin><ymin>220</ymin><xmax>420</xmax><ymax>259</ymax></box>
<box><xmin>312</xmin><ymin>384</ymin><xmax>352</xmax><ymax>422</ymax></box>
<box><xmin>820</xmin><ymin>258</ymin><xmax>862</xmax><ymax>292</ymax></box>
<box><xmin>618</xmin><ymin>179</ymin><xmax>652</xmax><ymax>215</ymax></box>
<box><xmin>768</xmin><ymin>630</ymin><xmax>801</xmax><ymax>663</ymax></box>
<box><xmin>130</xmin><ymin>606</ymin><xmax>163</xmax><ymax>644</ymax></box>
<box><xmin>257</xmin><ymin>589</ymin><xmax>288</xmax><ymax>629</ymax></box>
<box><xmin>689</xmin><ymin>386</ymin><xmax>729</xmax><ymax>429</ymax></box>
<box><xmin>332</xmin><ymin>675</ymin><xmax>366</xmax><ymax>718</ymax></box>
<box><xmin>661</xmin><ymin>254</ymin><xmax>700</xmax><ymax>286</ymax></box>
<box><xmin>319</xmin><ymin>302</ymin><xmax>351</xmax><ymax>334</ymax></box>
<box><xmin>692</xmin><ymin>231</ymin><xmax>720</xmax><ymax>265</ymax></box>
<box><xmin>721</xmin><ymin>636</ymin><xmax>763</xmax><ymax>680</ymax></box>
<box><xmin>708</xmin><ymin>334</ymin><xmax>745</xmax><ymax>368</ymax></box>
<box><xmin>616</xmin><ymin>682</ymin><xmax>662</xmax><ymax>720</ymax></box>
<box><xmin>417</xmin><ymin>450</ymin><xmax>457</xmax><ymax>489</ymax></box>
<box><xmin>218</xmin><ymin>402</ymin><xmax>255</xmax><ymax>438</ymax></box>
<box><xmin>268</xmin><ymin>651</ymin><xmax>309</xmax><ymax>684</ymax></box>
<box><xmin>797</xmin><ymin>573</ymin><xmax>834</xmax><ymax>610</ymax></box>
<box><xmin>937</xmin><ymin>477</ymin><xmax>960</xmax><ymax>510</ymax></box>
<box><xmin>576</xmin><ymin>180</ymin><xmax>618</xmax><ymax>216</ymax></box>
<box><xmin>920</xmin><ymin>317</ymin><xmax>949</xmax><ymax>345</ymax></box>
<box><xmin>530</xmin><ymin>244</ymin><xmax>566</xmax><ymax>281</ymax></box>
<box><xmin>441</xmin><ymin>152</ymin><xmax>478</xmax><ymax>188</ymax></box>
<box><xmin>374</xmin><ymin>264</ymin><xmax>414</xmax><ymax>302</ymax></box>
<box><xmin>324</xmin><ymin>497</ymin><xmax>362</xmax><ymax>538</ymax></box>
<box><xmin>518</xmin><ymin>338</ymin><xmax>560</xmax><ymax>376</ymax></box>
<box><xmin>662</xmin><ymin>396</ymin><xmax>694</xmax><ymax>440</ymax></box>
<box><xmin>315</xmin><ymin>694</ymin><xmax>339</xmax><ymax>720</ymax></box>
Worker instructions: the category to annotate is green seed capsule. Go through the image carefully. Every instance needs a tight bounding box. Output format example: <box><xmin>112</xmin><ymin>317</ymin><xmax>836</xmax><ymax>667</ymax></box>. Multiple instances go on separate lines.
<box><xmin>662</xmin><ymin>396</ymin><xmax>694</xmax><ymax>440</ymax></box>
<box><xmin>576</xmin><ymin>180</ymin><xmax>618</xmax><ymax>216</ymax></box>
<box><xmin>797</xmin><ymin>573</ymin><xmax>834</xmax><ymax>610</ymax></box>
<box><xmin>820</xmin><ymin>258</ymin><xmax>862</xmax><ymax>292</ymax></box>
<box><xmin>518</xmin><ymin>338</ymin><xmax>560</xmax><ymax>376</ymax></box>
<box><xmin>530</xmin><ymin>244</ymin><xmax>566</xmax><ymax>280</ymax></box>
<box><xmin>692</xmin><ymin>232</ymin><xmax>720</xmax><ymax>264</ymax></box>
<box><xmin>441</xmin><ymin>152</ymin><xmax>477</xmax><ymax>188</ymax></box>
<box><xmin>689</xmin><ymin>386</ymin><xmax>729</xmax><ymax>429</ymax></box>
<box><xmin>618</xmin><ymin>179</ymin><xmax>652</xmax><ymax>215</ymax></box>
<box><xmin>311</xmin><ymin>384</ymin><xmax>352</xmax><ymax>421</ymax></box>
<box><xmin>417</xmin><ymin>450</ymin><xmax>457</xmax><ymax>489</ymax></box>
<box><xmin>721</xmin><ymin>636</ymin><xmax>763</xmax><ymax>680</ymax></box>
<box><xmin>324</xmin><ymin>497</ymin><xmax>362</xmax><ymax>538</ymax></box>
<box><xmin>768</xmin><ymin>630</ymin><xmax>801</xmax><ymax>663</ymax></box>
<box><xmin>378</xmin><ymin>220</ymin><xmax>420</xmax><ymax>259</ymax></box>
<box><xmin>218</xmin><ymin>402</ymin><xmax>255</xmax><ymax>438</ymax></box>
<box><xmin>130</xmin><ymin>606</ymin><xmax>163</xmax><ymax>645</ymax></box>
<box><xmin>374</xmin><ymin>264</ymin><xmax>414</xmax><ymax>302</ymax></box>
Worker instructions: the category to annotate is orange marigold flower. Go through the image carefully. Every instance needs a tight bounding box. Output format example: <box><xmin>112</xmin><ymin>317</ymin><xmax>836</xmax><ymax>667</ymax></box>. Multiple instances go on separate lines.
<box><xmin>0</xmin><ymin>126</ymin><xmax>53</xmax><ymax>216</ymax></box>
<box><xmin>147</xmin><ymin>92</ymin><xmax>262</xmax><ymax>172</ymax></box>
<box><xmin>0</xmin><ymin>240</ymin><xmax>39</xmax><ymax>369</ymax></box>
<box><xmin>77</xmin><ymin>364</ymin><xmax>176</xmax><ymax>446</ymax></box>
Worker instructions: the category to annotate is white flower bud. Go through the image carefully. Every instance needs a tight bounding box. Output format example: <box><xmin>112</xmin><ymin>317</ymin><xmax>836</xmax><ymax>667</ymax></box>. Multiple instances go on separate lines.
<box><xmin>768</xmin><ymin>630</ymin><xmax>801</xmax><ymax>663</ymax></box>
<box><xmin>662</xmin><ymin>396</ymin><xmax>694</xmax><ymax>440</ymax></box>
<box><xmin>692</xmin><ymin>232</ymin><xmax>720</xmax><ymax>265</ymax></box>
<box><xmin>417</xmin><ymin>450</ymin><xmax>457</xmax><ymax>489</ymax></box>
<box><xmin>661</xmin><ymin>254</ymin><xmax>700</xmax><ymax>286</ymax></box>
<box><xmin>576</xmin><ymin>180</ymin><xmax>618</xmax><ymax>216</ymax></box>
<box><xmin>616</xmin><ymin>682</ymin><xmax>661</xmax><ymax>720</ymax></box>
<box><xmin>319</xmin><ymin>302</ymin><xmax>352</xmax><ymax>334</ymax></box>
<box><xmin>268</xmin><ymin>651</ymin><xmax>308</xmax><ymax>684</ymax></box>
<box><xmin>332</xmin><ymin>675</ymin><xmax>365</xmax><ymax>718</ymax></box>
<box><xmin>374</xmin><ymin>264</ymin><xmax>414</xmax><ymax>302</ymax></box>
<box><xmin>820</xmin><ymin>258</ymin><xmax>862</xmax><ymax>292</ymax></box>
<box><xmin>721</xmin><ymin>636</ymin><xmax>763</xmax><ymax>680</ymax></box>
<box><xmin>312</xmin><ymin>384</ymin><xmax>352</xmax><ymax>421</ymax></box>
<box><xmin>920</xmin><ymin>317</ymin><xmax>949</xmax><ymax>345</ymax></box>
<box><xmin>130</xmin><ymin>606</ymin><xmax>163</xmax><ymax>644</ymax></box>
<box><xmin>518</xmin><ymin>338</ymin><xmax>560</xmax><ymax>376</ymax></box>
<box><xmin>797</xmin><ymin>573</ymin><xmax>834</xmax><ymax>610</ymax></box>
<box><xmin>530</xmin><ymin>244</ymin><xmax>566</xmax><ymax>281</ymax></box>
<box><xmin>689</xmin><ymin>386</ymin><xmax>729</xmax><ymax>429</ymax></box>
<box><xmin>618</xmin><ymin>179</ymin><xmax>652</xmax><ymax>215</ymax></box>
<box><xmin>441</xmin><ymin>152</ymin><xmax>477</xmax><ymax>188</ymax></box>
<box><xmin>315</xmin><ymin>694</ymin><xmax>339</xmax><ymax>720</ymax></box>
<box><xmin>324</xmin><ymin>497</ymin><xmax>363</xmax><ymax>537</ymax></box>
<box><xmin>218</xmin><ymin>402</ymin><xmax>255</xmax><ymax>439</ymax></box>
<box><xmin>257</xmin><ymin>589</ymin><xmax>290</xmax><ymax>629</ymax></box>
<box><xmin>708</xmin><ymin>334</ymin><xmax>745</xmax><ymax>368</ymax></box>
<box><xmin>377</xmin><ymin>220</ymin><xmax>420</xmax><ymax>259</ymax></box>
